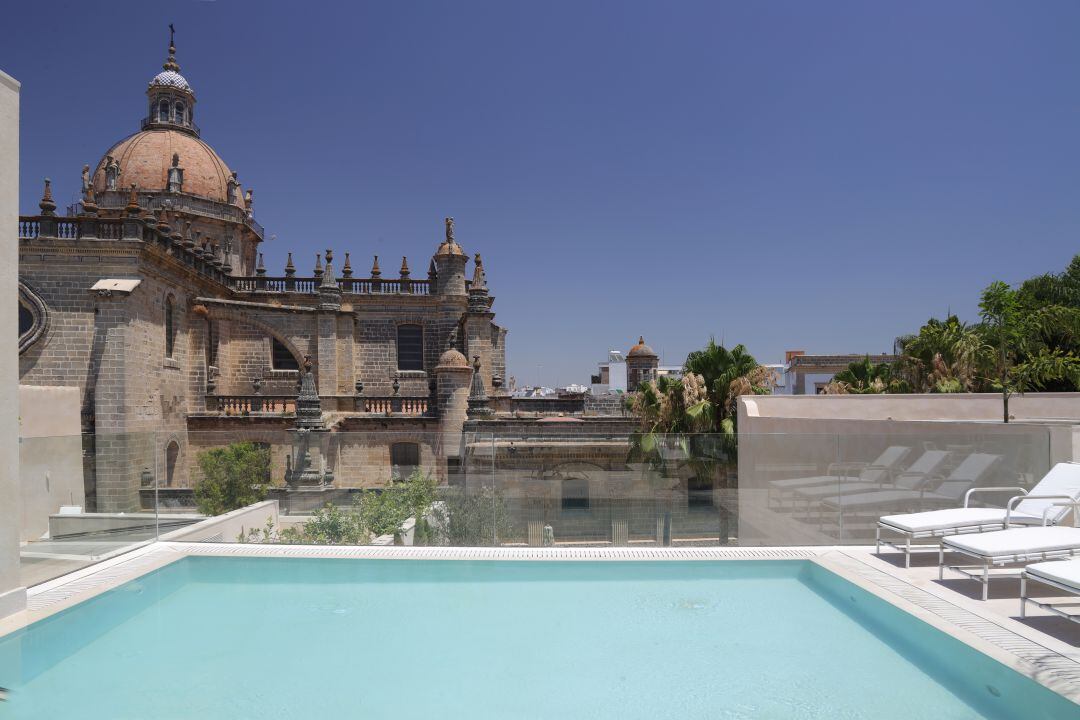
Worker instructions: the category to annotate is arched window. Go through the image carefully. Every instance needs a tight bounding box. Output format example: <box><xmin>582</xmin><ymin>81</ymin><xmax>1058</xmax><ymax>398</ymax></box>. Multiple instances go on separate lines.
<box><xmin>165</xmin><ymin>441</ymin><xmax>180</xmax><ymax>487</ymax></box>
<box><xmin>396</xmin><ymin>324</ymin><xmax>423</xmax><ymax>371</ymax></box>
<box><xmin>390</xmin><ymin>442</ymin><xmax>420</xmax><ymax>473</ymax></box>
<box><xmin>561</xmin><ymin>477</ymin><xmax>590</xmax><ymax>511</ymax></box>
<box><xmin>175</xmin><ymin>101</ymin><xmax>186</xmax><ymax>125</ymax></box>
<box><xmin>164</xmin><ymin>296</ymin><xmax>176</xmax><ymax>359</ymax></box>
<box><xmin>272</xmin><ymin>337</ymin><xmax>299</xmax><ymax>370</ymax></box>
<box><xmin>158</xmin><ymin>99</ymin><xmax>170</xmax><ymax>122</ymax></box>
<box><xmin>205</xmin><ymin>319</ymin><xmax>218</xmax><ymax>368</ymax></box>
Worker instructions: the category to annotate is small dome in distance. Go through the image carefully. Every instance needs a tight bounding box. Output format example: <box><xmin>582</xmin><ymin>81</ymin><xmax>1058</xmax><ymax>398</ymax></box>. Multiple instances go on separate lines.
<box><xmin>628</xmin><ymin>336</ymin><xmax>657</xmax><ymax>358</ymax></box>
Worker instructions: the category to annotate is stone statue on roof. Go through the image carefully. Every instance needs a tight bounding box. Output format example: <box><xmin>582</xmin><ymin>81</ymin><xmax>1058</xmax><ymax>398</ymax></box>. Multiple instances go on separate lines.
<box><xmin>227</xmin><ymin>172</ymin><xmax>240</xmax><ymax>204</ymax></box>
<box><xmin>104</xmin><ymin>155</ymin><xmax>121</xmax><ymax>190</ymax></box>
<box><xmin>81</xmin><ymin>164</ymin><xmax>91</xmax><ymax>195</ymax></box>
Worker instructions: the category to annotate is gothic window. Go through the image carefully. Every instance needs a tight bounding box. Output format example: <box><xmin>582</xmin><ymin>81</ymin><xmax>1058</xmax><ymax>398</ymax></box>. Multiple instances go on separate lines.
<box><xmin>164</xmin><ymin>295</ymin><xmax>176</xmax><ymax>359</ymax></box>
<box><xmin>271</xmin><ymin>337</ymin><xmax>299</xmax><ymax>370</ymax></box>
<box><xmin>561</xmin><ymin>477</ymin><xmax>590</xmax><ymax>511</ymax></box>
<box><xmin>397</xmin><ymin>324</ymin><xmax>423</xmax><ymax>371</ymax></box>
<box><xmin>165</xmin><ymin>441</ymin><xmax>180</xmax><ymax>487</ymax></box>
<box><xmin>390</xmin><ymin>442</ymin><xmax>420</xmax><ymax>472</ymax></box>
<box><xmin>175</xmin><ymin>101</ymin><xmax>186</xmax><ymax>125</ymax></box>
<box><xmin>158</xmin><ymin>99</ymin><xmax>170</xmax><ymax>122</ymax></box>
<box><xmin>18</xmin><ymin>303</ymin><xmax>33</xmax><ymax>337</ymax></box>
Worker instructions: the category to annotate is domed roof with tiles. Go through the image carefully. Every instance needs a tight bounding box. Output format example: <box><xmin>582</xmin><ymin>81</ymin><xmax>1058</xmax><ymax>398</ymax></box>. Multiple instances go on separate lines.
<box><xmin>149</xmin><ymin>70</ymin><xmax>191</xmax><ymax>92</ymax></box>
<box><xmin>92</xmin><ymin>129</ymin><xmax>242</xmax><ymax>208</ymax></box>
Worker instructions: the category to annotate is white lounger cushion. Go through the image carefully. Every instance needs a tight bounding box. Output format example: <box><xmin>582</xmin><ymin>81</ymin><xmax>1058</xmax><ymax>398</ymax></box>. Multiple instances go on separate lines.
<box><xmin>1013</xmin><ymin>462</ymin><xmax>1080</xmax><ymax>525</ymax></box>
<box><xmin>824</xmin><ymin>489</ymin><xmax>954</xmax><ymax>510</ymax></box>
<box><xmin>1025</xmin><ymin>559</ymin><xmax>1080</xmax><ymax>590</ymax></box>
<box><xmin>879</xmin><ymin>508</ymin><xmax>1043</xmax><ymax>533</ymax></box>
<box><xmin>770</xmin><ymin>475</ymin><xmax>848</xmax><ymax>491</ymax></box>
<box><xmin>944</xmin><ymin>526</ymin><xmax>1080</xmax><ymax>557</ymax></box>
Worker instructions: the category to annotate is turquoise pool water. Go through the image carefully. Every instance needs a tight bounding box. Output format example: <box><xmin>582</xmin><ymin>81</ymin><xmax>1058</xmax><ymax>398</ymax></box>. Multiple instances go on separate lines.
<box><xmin>0</xmin><ymin>558</ymin><xmax>1074</xmax><ymax>719</ymax></box>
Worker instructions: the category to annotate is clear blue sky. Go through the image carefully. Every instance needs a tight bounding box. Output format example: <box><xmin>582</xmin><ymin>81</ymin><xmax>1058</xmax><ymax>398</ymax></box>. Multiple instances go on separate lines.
<box><xmin>5</xmin><ymin>1</ymin><xmax>1079</xmax><ymax>386</ymax></box>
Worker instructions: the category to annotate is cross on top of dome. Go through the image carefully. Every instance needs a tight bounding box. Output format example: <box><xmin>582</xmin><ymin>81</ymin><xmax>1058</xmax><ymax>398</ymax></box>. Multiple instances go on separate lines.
<box><xmin>149</xmin><ymin>24</ymin><xmax>192</xmax><ymax>93</ymax></box>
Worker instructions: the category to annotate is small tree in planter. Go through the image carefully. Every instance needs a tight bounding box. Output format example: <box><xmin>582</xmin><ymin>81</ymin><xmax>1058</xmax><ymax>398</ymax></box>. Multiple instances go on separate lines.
<box><xmin>194</xmin><ymin>442</ymin><xmax>271</xmax><ymax>516</ymax></box>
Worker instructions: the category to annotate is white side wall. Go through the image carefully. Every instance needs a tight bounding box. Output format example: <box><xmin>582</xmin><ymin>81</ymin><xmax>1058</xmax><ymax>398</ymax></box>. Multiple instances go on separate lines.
<box><xmin>19</xmin><ymin>386</ymin><xmax>86</xmax><ymax>541</ymax></box>
<box><xmin>0</xmin><ymin>69</ymin><xmax>23</xmax><ymax>617</ymax></box>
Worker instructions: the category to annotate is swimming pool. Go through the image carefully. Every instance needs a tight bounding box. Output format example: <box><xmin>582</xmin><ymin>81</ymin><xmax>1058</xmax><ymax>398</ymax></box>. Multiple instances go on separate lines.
<box><xmin>0</xmin><ymin>556</ymin><xmax>1073</xmax><ymax>719</ymax></box>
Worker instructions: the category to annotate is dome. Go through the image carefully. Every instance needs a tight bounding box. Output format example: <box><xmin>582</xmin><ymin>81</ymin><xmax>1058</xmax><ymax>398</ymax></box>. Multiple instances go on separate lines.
<box><xmin>92</xmin><ymin>129</ymin><xmax>242</xmax><ymax>208</ymax></box>
<box><xmin>437</xmin><ymin>348</ymin><xmax>469</xmax><ymax>368</ymax></box>
<box><xmin>628</xmin><ymin>336</ymin><xmax>657</xmax><ymax>358</ymax></box>
<box><xmin>436</xmin><ymin>240</ymin><xmax>465</xmax><ymax>257</ymax></box>
<box><xmin>149</xmin><ymin>70</ymin><xmax>191</xmax><ymax>92</ymax></box>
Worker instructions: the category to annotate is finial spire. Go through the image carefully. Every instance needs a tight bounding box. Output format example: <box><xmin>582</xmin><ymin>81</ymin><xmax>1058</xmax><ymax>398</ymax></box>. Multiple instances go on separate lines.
<box><xmin>284</xmin><ymin>252</ymin><xmax>296</xmax><ymax>276</ymax></box>
<box><xmin>371</xmin><ymin>255</ymin><xmax>381</xmax><ymax>278</ymax></box>
<box><xmin>400</xmin><ymin>256</ymin><xmax>410</xmax><ymax>278</ymax></box>
<box><xmin>342</xmin><ymin>252</ymin><xmax>353</xmax><ymax>278</ymax></box>
<box><xmin>314</xmin><ymin>253</ymin><xmax>323</xmax><ymax>278</ymax></box>
<box><xmin>164</xmin><ymin>24</ymin><xmax>180</xmax><ymax>72</ymax></box>
<box><xmin>38</xmin><ymin>178</ymin><xmax>56</xmax><ymax>216</ymax></box>
<box><xmin>126</xmin><ymin>183</ymin><xmax>140</xmax><ymax>215</ymax></box>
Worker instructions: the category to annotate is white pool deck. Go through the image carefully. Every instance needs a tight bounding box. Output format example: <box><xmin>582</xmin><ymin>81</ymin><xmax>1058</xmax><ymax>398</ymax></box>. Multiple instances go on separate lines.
<box><xmin>1</xmin><ymin>542</ymin><xmax>1078</xmax><ymax>705</ymax></box>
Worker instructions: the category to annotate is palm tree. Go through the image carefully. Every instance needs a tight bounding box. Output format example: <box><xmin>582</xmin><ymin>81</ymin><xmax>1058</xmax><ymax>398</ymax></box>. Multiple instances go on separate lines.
<box><xmin>824</xmin><ymin>355</ymin><xmax>908</xmax><ymax>394</ymax></box>
<box><xmin>684</xmin><ymin>340</ymin><xmax>773</xmax><ymax>435</ymax></box>
<box><xmin>978</xmin><ymin>280</ymin><xmax>1080</xmax><ymax>422</ymax></box>
<box><xmin>626</xmin><ymin>339</ymin><xmax>772</xmax><ymax>545</ymax></box>
<box><xmin>894</xmin><ymin>315</ymin><xmax>987</xmax><ymax>393</ymax></box>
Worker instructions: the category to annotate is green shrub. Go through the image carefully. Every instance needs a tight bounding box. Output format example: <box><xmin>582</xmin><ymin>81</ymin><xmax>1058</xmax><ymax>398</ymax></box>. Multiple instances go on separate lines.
<box><xmin>194</xmin><ymin>442</ymin><xmax>271</xmax><ymax>516</ymax></box>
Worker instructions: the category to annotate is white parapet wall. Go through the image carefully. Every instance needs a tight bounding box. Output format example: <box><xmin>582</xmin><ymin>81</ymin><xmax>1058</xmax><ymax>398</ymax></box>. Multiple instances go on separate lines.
<box><xmin>159</xmin><ymin>500</ymin><xmax>280</xmax><ymax>543</ymax></box>
<box><xmin>739</xmin><ymin>392</ymin><xmax>1080</xmax><ymax>465</ymax></box>
<box><xmin>739</xmin><ymin>392</ymin><xmax>1080</xmax><ymax>424</ymax></box>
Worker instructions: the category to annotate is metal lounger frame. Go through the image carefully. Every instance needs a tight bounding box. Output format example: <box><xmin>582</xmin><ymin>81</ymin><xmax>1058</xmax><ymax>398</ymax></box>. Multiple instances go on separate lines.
<box><xmin>1020</xmin><ymin>570</ymin><xmax>1080</xmax><ymax>624</ymax></box>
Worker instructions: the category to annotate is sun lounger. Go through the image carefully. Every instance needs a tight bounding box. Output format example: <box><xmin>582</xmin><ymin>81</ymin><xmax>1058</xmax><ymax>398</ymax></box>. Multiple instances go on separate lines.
<box><xmin>877</xmin><ymin>462</ymin><xmax>1080</xmax><ymax>567</ymax></box>
<box><xmin>820</xmin><ymin>453</ymin><xmax>1000</xmax><ymax>516</ymax></box>
<box><xmin>768</xmin><ymin>445</ymin><xmax>911</xmax><ymax>493</ymax></box>
<box><xmin>789</xmin><ymin>450</ymin><xmax>950</xmax><ymax>502</ymax></box>
<box><xmin>941</xmin><ymin>525</ymin><xmax>1080</xmax><ymax>600</ymax></box>
<box><xmin>1020</xmin><ymin>558</ymin><xmax>1080</xmax><ymax>623</ymax></box>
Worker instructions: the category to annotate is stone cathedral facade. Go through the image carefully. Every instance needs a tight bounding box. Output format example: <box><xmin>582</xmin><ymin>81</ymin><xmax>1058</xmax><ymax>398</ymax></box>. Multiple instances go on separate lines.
<box><xmin>17</xmin><ymin>36</ymin><xmax>511</xmax><ymax>512</ymax></box>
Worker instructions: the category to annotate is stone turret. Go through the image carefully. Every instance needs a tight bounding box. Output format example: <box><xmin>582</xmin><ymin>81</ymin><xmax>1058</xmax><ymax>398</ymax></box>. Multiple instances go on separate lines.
<box><xmin>627</xmin><ymin>336</ymin><xmax>659</xmax><ymax>390</ymax></box>
<box><xmin>434</xmin><ymin>216</ymin><xmax>468</xmax><ymax>296</ymax></box>
<box><xmin>435</xmin><ymin>341</ymin><xmax>472</xmax><ymax>458</ymax></box>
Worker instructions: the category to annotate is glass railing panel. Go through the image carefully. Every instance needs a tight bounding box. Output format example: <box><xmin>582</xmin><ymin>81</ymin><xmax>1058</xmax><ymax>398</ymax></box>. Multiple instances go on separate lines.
<box><xmin>17</xmin><ymin>431</ymin><xmax>162</xmax><ymax>587</ymax></box>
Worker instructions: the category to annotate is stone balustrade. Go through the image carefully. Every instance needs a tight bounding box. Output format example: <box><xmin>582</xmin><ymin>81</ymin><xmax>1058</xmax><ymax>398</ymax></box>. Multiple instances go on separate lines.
<box><xmin>228</xmin><ymin>276</ymin><xmax>431</xmax><ymax>296</ymax></box>
<box><xmin>362</xmin><ymin>397</ymin><xmax>430</xmax><ymax>416</ymax></box>
<box><xmin>211</xmin><ymin>395</ymin><xmax>297</xmax><ymax>415</ymax></box>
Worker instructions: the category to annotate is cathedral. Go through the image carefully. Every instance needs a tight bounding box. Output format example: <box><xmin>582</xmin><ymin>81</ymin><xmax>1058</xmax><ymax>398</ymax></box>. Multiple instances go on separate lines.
<box><xmin>17</xmin><ymin>33</ymin><xmax>512</xmax><ymax>512</ymax></box>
